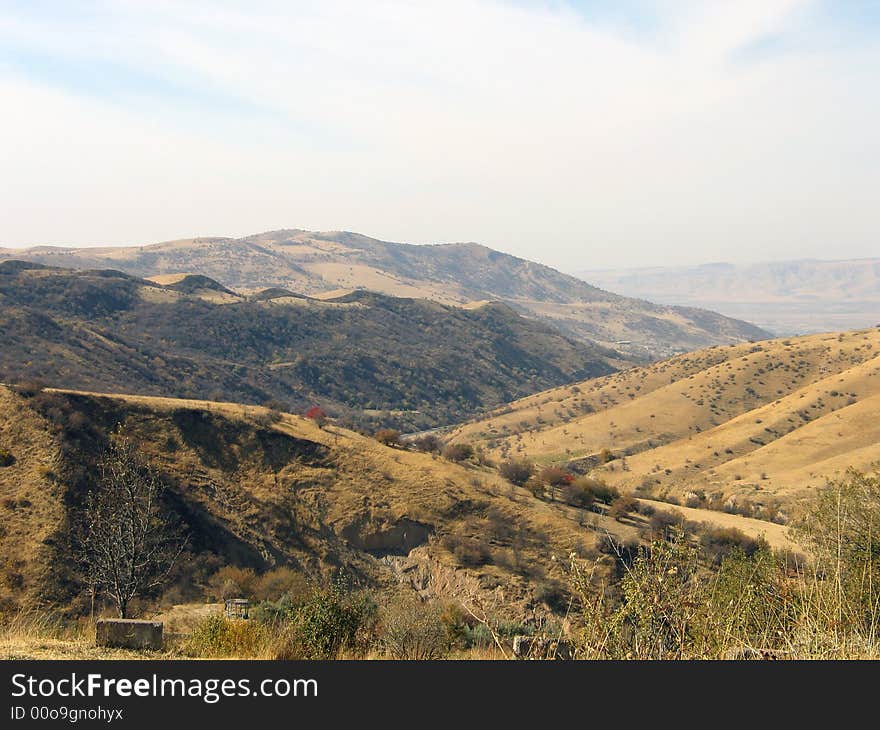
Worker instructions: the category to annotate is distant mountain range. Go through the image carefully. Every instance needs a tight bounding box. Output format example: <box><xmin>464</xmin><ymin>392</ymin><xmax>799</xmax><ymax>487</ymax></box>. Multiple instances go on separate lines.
<box><xmin>578</xmin><ymin>259</ymin><xmax>880</xmax><ymax>336</ymax></box>
<box><xmin>0</xmin><ymin>229</ymin><xmax>769</xmax><ymax>359</ymax></box>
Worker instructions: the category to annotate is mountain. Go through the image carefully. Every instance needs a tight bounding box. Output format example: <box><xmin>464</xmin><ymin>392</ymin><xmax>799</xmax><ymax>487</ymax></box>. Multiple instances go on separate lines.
<box><xmin>449</xmin><ymin>326</ymin><xmax>880</xmax><ymax>513</ymax></box>
<box><xmin>0</xmin><ymin>261</ymin><xmax>618</xmax><ymax>431</ymax></box>
<box><xmin>577</xmin><ymin>259</ymin><xmax>880</xmax><ymax>336</ymax></box>
<box><xmin>0</xmin><ymin>229</ymin><xmax>770</xmax><ymax>359</ymax></box>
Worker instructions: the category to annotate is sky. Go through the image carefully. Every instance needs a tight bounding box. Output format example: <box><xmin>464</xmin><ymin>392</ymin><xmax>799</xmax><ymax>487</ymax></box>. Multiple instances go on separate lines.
<box><xmin>0</xmin><ymin>0</ymin><xmax>878</xmax><ymax>271</ymax></box>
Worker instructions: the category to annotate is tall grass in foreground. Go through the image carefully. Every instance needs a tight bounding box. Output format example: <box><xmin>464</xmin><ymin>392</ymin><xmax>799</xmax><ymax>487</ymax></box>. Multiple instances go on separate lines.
<box><xmin>571</xmin><ymin>470</ymin><xmax>880</xmax><ymax>659</ymax></box>
<box><xmin>0</xmin><ymin>611</ymin><xmax>87</xmax><ymax>657</ymax></box>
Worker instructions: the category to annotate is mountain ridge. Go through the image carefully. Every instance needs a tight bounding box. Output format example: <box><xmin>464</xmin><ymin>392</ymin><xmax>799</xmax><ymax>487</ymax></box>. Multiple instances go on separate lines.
<box><xmin>578</xmin><ymin>258</ymin><xmax>880</xmax><ymax>336</ymax></box>
<box><xmin>0</xmin><ymin>261</ymin><xmax>618</xmax><ymax>431</ymax></box>
<box><xmin>0</xmin><ymin>228</ymin><xmax>770</xmax><ymax>359</ymax></box>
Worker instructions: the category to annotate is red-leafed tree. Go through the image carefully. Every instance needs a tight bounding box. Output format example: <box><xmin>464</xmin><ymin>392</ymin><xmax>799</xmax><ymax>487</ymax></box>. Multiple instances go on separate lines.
<box><xmin>305</xmin><ymin>406</ymin><xmax>327</xmax><ymax>428</ymax></box>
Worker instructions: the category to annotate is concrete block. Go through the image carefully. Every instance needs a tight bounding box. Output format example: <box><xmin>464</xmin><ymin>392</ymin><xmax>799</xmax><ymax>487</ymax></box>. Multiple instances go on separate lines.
<box><xmin>95</xmin><ymin>619</ymin><xmax>163</xmax><ymax>651</ymax></box>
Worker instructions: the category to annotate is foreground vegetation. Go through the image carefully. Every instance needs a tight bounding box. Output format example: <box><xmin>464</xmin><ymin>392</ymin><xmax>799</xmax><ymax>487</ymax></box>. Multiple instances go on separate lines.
<box><xmin>5</xmin><ymin>470</ymin><xmax>880</xmax><ymax>660</ymax></box>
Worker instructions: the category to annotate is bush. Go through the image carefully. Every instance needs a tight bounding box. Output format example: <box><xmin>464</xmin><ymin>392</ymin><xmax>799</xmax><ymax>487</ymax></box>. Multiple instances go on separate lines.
<box><xmin>649</xmin><ymin>509</ymin><xmax>687</xmax><ymax>540</ymax></box>
<box><xmin>0</xmin><ymin>448</ymin><xmax>14</xmax><ymax>468</ymax></box>
<box><xmin>185</xmin><ymin>614</ymin><xmax>270</xmax><ymax>658</ymax></box>
<box><xmin>252</xmin><ymin>567</ymin><xmax>311</xmax><ymax>603</ymax></box>
<box><xmin>373</xmin><ymin>429</ymin><xmax>401</xmax><ymax>447</ymax></box>
<box><xmin>599</xmin><ymin>448</ymin><xmax>616</xmax><ymax>463</ymax></box>
<box><xmin>572</xmin><ymin>476</ymin><xmax>619</xmax><ymax>505</ymax></box>
<box><xmin>698</xmin><ymin>525</ymin><xmax>766</xmax><ymax>565</ymax></box>
<box><xmin>561</xmin><ymin>482</ymin><xmax>594</xmax><ymax>508</ymax></box>
<box><xmin>380</xmin><ymin>598</ymin><xmax>449</xmax><ymax>659</ymax></box>
<box><xmin>608</xmin><ymin>495</ymin><xmax>639</xmax><ymax>522</ymax></box>
<box><xmin>442</xmin><ymin>443</ymin><xmax>474</xmax><ymax>462</ymax></box>
<box><xmin>443</xmin><ymin>535</ymin><xmax>491</xmax><ymax>566</ymax></box>
<box><xmin>539</xmin><ymin>466</ymin><xmax>573</xmax><ymax>486</ymax></box>
<box><xmin>12</xmin><ymin>380</ymin><xmax>44</xmax><ymax>398</ymax></box>
<box><xmin>499</xmin><ymin>458</ymin><xmax>534</xmax><ymax>486</ymax></box>
<box><xmin>206</xmin><ymin>566</ymin><xmax>259</xmax><ymax>600</ymax></box>
<box><xmin>534</xmin><ymin>580</ymin><xmax>570</xmax><ymax>614</ymax></box>
<box><xmin>260</xmin><ymin>578</ymin><xmax>377</xmax><ymax>660</ymax></box>
<box><xmin>410</xmin><ymin>434</ymin><xmax>440</xmax><ymax>453</ymax></box>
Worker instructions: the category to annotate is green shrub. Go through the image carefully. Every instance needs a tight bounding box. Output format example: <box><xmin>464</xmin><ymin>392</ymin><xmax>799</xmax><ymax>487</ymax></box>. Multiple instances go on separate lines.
<box><xmin>271</xmin><ymin>579</ymin><xmax>378</xmax><ymax>660</ymax></box>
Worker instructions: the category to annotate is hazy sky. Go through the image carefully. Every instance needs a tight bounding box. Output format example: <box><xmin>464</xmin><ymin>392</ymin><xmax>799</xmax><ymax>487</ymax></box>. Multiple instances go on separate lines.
<box><xmin>1</xmin><ymin>1</ymin><xmax>878</xmax><ymax>271</ymax></box>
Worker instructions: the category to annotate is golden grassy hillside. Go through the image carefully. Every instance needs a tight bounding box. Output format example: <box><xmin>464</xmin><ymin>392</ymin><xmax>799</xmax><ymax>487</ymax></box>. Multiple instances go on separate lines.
<box><xmin>451</xmin><ymin>327</ymin><xmax>880</xmax><ymax>511</ymax></box>
<box><xmin>0</xmin><ymin>385</ymin><xmax>651</xmax><ymax>620</ymax></box>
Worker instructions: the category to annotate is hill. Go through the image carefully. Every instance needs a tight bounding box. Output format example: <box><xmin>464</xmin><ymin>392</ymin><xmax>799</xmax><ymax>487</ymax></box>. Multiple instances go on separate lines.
<box><xmin>0</xmin><ymin>385</ymin><xmax>638</xmax><ymax>620</ymax></box>
<box><xmin>579</xmin><ymin>259</ymin><xmax>880</xmax><ymax>336</ymax></box>
<box><xmin>0</xmin><ymin>230</ymin><xmax>770</xmax><ymax>359</ymax></box>
<box><xmin>0</xmin><ymin>261</ymin><xmax>617</xmax><ymax>431</ymax></box>
<box><xmin>449</xmin><ymin>326</ymin><xmax>880</xmax><ymax>515</ymax></box>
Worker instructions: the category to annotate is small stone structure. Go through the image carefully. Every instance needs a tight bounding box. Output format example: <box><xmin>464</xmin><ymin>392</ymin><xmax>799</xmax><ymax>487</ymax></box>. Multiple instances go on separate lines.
<box><xmin>95</xmin><ymin>619</ymin><xmax>164</xmax><ymax>650</ymax></box>
<box><xmin>224</xmin><ymin>598</ymin><xmax>249</xmax><ymax>619</ymax></box>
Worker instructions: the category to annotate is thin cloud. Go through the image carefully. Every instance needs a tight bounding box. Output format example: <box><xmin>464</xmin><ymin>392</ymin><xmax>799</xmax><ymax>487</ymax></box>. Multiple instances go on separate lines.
<box><xmin>0</xmin><ymin>0</ymin><xmax>877</xmax><ymax>269</ymax></box>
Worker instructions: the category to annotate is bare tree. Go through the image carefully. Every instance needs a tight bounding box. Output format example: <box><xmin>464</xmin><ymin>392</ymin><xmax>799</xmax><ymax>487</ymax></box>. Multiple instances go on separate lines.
<box><xmin>79</xmin><ymin>434</ymin><xmax>186</xmax><ymax>618</ymax></box>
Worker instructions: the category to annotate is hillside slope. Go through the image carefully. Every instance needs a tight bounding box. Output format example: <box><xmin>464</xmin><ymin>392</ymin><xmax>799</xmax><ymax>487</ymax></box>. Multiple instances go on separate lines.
<box><xmin>450</xmin><ymin>327</ymin><xmax>880</xmax><ymax>511</ymax></box>
<box><xmin>0</xmin><ymin>230</ymin><xmax>770</xmax><ymax>358</ymax></box>
<box><xmin>0</xmin><ymin>385</ymin><xmax>639</xmax><ymax>618</ymax></box>
<box><xmin>580</xmin><ymin>259</ymin><xmax>880</xmax><ymax>336</ymax></box>
<box><xmin>0</xmin><ymin>261</ymin><xmax>617</xmax><ymax>431</ymax></box>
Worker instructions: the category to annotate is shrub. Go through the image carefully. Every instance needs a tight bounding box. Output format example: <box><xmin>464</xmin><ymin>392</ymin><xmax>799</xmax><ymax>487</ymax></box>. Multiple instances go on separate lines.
<box><xmin>438</xmin><ymin>602</ymin><xmax>474</xmax><ymax>649</ymax></box>
<box><xmin>252</xmin><ymin>567</ymin><xmax>311</xmax><ymax>603</ymax></box>
<box><xmin>534</xmin><ymin>580</ymin><xmax>570</xmax><ymax>614</ymax></box>
<box><xmin>443</xmin><ymin>535</ymin><xmax>491</xmax><ymax>566</ymax></box>
<box><xmin>524</xmin><ymin>476</ymin><xmax>545</xmax><ymax>499</ymax></box>
<box><xmin>499</xmin><ymin>458</ymin><xmax>534</xmax><ymax>486</ymax></box>
<box><xmin>608</xmin><ymin>495</ymin><xmax>639</xmax><ymax>522</ymax></box>
<box><xmin>373</xmin><ymin>429</ymin><xmax>401</xmax><ymax>447</ymax></box>
<box><xmin>380</xmin><ymin>597</ymin><xmax>449</xmax><ymax>659</ymax></box>
<box><xmin>572</xmin><ymin>476</ymin><xmax>619</xmax><ymax>505</ymax></box>
<box><xmin>648</xmin><ymin>509</ymin><xmax>687</xmax><ymax>540</ymax></box>
<box><xmin>206</xmin><ymin>566</ymin><xmax>259</xmax><ymax>600</ymax></box>
<box><xmin>304</xmin><ymin>406</ymin><xmax>328</xmax><ymax>428</ymax></box>
<box><xmin>698</xmin><ymin>525</ymin><xmax>766</xmax><ymax>565</ymax></box>
<box><xmin>12</xmin><ymin>380</ymin><xmax>44</xmax><ymax>398</ymax></box>
<box><xmin>442</xmin><ymin>443</ymin><xmax>474</xmax><ymax>462</ymax></box>
<box><xmin>561</xmin><ymin>482</ymin><xmax>594</xmax><ymax>508</ymax></box>
<box><xmin>185</xmin><ymin>613</ymin><xmax>270</xmax><ymax>658</ymax></box>
<box><xmin>410</xmin><ymin>434</ymin><xmax>440</xmax><ymax>453</ymax></box>
<box><xmin>599</xmin><ymin>448</ymin><xmax>616</xmax><ymax>463</ymax></box>
<box><xmin>0</xmin><ymin>448</ymin><xmax>14</xmax><ymax>468</ymax></box>
<box><xmin>282</xmin><ymin>581</ymin><xmax>377</xmax><ymax>659</ymax></box>
<box><xmin>539</xmin><ymin>466</ymin><xmax>573</xmax><ymax>486</ymax></box>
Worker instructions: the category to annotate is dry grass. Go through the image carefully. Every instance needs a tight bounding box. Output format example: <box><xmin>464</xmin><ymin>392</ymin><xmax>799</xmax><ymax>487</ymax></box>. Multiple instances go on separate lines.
<box><xmin>452</xmin><ymin>327</ymin><xmax>880</xmax><ymax>517</ymax></box>
<box><xmin>0</xmin><ymin>385</ymin><xmax>633</xmax><ymax>623</ymax></box>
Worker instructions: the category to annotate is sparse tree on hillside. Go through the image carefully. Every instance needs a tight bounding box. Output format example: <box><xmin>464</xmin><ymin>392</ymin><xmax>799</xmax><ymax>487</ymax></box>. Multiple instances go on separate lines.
<box><xmin>79</xmin><ymin>434</ymin><xmax>187</xmax><ymax>618</ymax></box>
<box><xmin>442</xmin><ymin>443</ymin><xmax>475</xmax><ymax>463</ymax></box>
<box><xmin>499</xmin><ymin>458</ymin><xmax>534</xmax><ymax>486</ymax></box>
<box><xmin>305</xmin><ymin>406</ymin><xmax>328</xmax><ymax>429</ymax></box>
<box><xmin>374</xmin><ymin>428</ymin><xmax>401</xmax><ymax>447</ymax></box>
